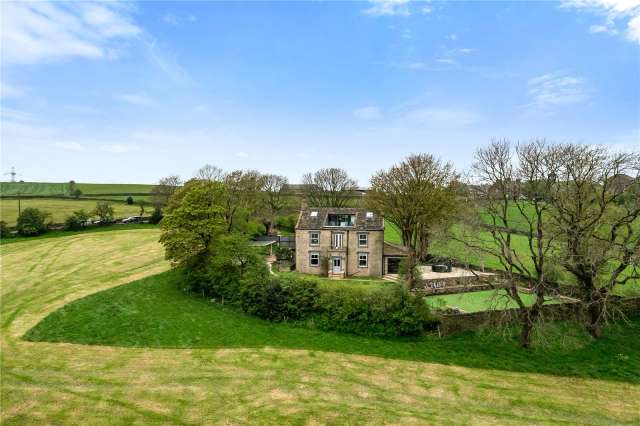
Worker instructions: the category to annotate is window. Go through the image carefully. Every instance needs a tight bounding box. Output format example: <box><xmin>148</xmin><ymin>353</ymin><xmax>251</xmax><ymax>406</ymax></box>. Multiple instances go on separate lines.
<box><xmin>358</xmin><ymin>232</ymin><xmax>368</xmax><ymax>247</ymax></box>
<box><xmin>310</xmin><ymin>211</ymin><xmax>318</xmax><ymax>217</ymax></box>
<box><xmin>358</xmin><ymin>253</ymin><xmax>368</xmax><ymax>268</ymax></box>
<box><xmin>332</xmin><ymin>232</ymin><xmax>343</xmax><ymax>248</ymax></box>
<box><xmin>309</xmin><ymin>252</ymin><xmax>320</xmax><ymax>267</ymax></box>
<box><xmin>309</xmin><ymin>232</ymin><xmax>320</xmax><ymax>246</ymax></box>
<box><xmin>327</xmin><ymin>214</ymin><xmax>355</xmax><ymax>227</ymax></box>
<box><xmin>366</xmin><ymin>212</ymin><xmax>374</xmax><ymax>219</ymax></box>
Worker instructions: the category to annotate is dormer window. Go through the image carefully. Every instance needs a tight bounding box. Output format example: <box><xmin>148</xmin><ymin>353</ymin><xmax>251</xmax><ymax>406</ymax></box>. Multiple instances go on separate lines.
<box><xmin>326</xmin><ymin>214</ymin><xmax>355</xmax><ymax>227</ymax></box>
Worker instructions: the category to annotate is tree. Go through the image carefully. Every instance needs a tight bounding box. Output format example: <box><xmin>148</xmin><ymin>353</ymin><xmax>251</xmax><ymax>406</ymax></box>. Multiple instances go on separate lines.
<box><xmin>159</xmin><ymin>179</ymin><xmax>228</xmax><ymax>268</ymax></box>
<box><xmin>138</xmin><ymin>200</ymin><xmax>145</xmax><ymax>217</ymax></box>
<box><xmin>194</xmin><ymin>164</ymin><xmax>224</xmax><ymax>181</ymax></box>
<box><xmin>16</xmin><ymin>208</ymin><xmax>49</xmax><ymax>236</ymax></box>
<box><xmin>462</xmin><ymin>139</ymin><xmax>558</xmax><ymax>347</ymax></box>
<box><xmin>151</xmin><ymin>175</ymin><xmax>182</xmax><ymax>207</ymax></box>
<box><xmin>366</xmin><ymin>154</ymin><xmax>459</xmax><ymax>287</ymax></box>
<box><xmin>302</xmin><ymin>168</ymin><xmax>358</xmax><ymax>207</ymax></box>
<box><xmin>68</xmin><ymin>181</ymin><xmax>82</xmax><ymax>198</ymax></box>
<box><xmin>65</xmin><ymin>209</ymin><xmax>91</xmax><ymax>230</ymax></box>
<box><xmin>126</xmin><ymin>196</ymin><xmax>134</xmax><ymax>205</ymax></box>
<box><xmin>93</xmin><ymin>202</ymin><xmax>114</xmax><ymax>224</ymax></box>
<box><xmin>545</xmin><ymin>144</ymin><xmax>640</xmax><ymax>338</ymax></box>
<box><xmin>222</xmin><ymin>170</ymin><xmax>265</xmax><ymax>233</ymax></box>
<box><xmin>261</xmin><ymin>174</ymin><xmax>289</xmax><ymax>235</ymax></box>
<box><xmin>149</xmin><ymin>206</ymin><xmax>163</xmax><ymax>224</ymax></box>
<box><xmin>0</xmin><ymin>221</ymin><xmax>10</xmax><ymax>238</ymax></box>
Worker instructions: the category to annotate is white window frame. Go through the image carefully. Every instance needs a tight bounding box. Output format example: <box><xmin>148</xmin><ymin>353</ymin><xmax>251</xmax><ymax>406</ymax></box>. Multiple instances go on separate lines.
<box><xmin>309</xmin><ymin>252</ymin><xmax>320</xmax><ymax>267</ymax></box>
<box><xmin>309</xmin><ymin>231</ymin><xmax>320</xmax><ymax>246</ymax></box>
<box><xmin>358</xmin><ymin>252</ymin><xmax>368</xmax><ymax>268</ymax></box>
<box><xmin>332</xmin><ymin>232</ymin><xmax>344</xmax><ymax>249</ymax></box>
<box><xmin>358</xmin><ymin>232</ymin><xmax>368</xmax><ymax>248</ymax></box>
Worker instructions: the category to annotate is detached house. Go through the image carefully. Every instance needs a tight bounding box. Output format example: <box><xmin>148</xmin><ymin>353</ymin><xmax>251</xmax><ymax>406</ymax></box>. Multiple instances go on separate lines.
<box><xmin>295</xmin><ymin>208</ymin><xmax>408</xmax><ymax>279</ymax></box>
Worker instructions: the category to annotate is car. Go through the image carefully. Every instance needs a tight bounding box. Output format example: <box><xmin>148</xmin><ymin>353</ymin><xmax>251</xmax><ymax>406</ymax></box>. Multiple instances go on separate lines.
<box><xmin>122</xmin><ymin>216</ymin><xmax>142</xmax><ymax>224</ymax></box>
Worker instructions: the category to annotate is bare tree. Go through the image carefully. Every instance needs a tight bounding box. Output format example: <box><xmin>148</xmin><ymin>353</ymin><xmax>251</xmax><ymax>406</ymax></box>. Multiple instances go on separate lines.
<box><xmin>261</xmin><ymin>174</ymin><xmax>289</xmax><ymax>235</ymax></box>
<box><xmin>545</xmin><ymin>144</ymin><xmax>640</xmax><ymax>338</ymax></box>
<box><xmin>461</xmin><ymin>139</ymin><xmax>558</xmax><ymax>347</ymax></box>
<box><xmin>302</xmin><ymin>168</ymin><xmax>358</xmax><ymax>208</ymax></box>
<box><xmin>151</xmin><ymin>175</ymin><xmax>182</xmax><ymax>207</ymax></box>
<box><xmin>194</xmin><ymin>164</ymin><xmax>224</xmax><ymax>182</ymax></box>
<box><xmin>366</xmin><ymin>154</ymin><xmax>459</xmax><ymax>287</ymax></box>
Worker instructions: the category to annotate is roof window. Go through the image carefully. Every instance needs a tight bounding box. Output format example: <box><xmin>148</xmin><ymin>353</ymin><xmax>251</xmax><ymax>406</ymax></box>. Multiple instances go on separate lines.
<box><xmin>310</xmin><ymin>211</ymin><xmax>318</xmax><ymax>217</ymax></box>
<box><xmin>366</xmin><ymin>212</ymin><xmax>374</xmax><ymax>219</ymax></box>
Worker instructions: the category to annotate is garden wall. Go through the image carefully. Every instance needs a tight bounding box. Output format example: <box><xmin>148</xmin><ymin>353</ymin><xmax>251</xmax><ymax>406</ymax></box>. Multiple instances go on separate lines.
<box><xmin>438</xmin><ymin>297</ymin><xmax>640</xmax><ymax>336</ymax></box>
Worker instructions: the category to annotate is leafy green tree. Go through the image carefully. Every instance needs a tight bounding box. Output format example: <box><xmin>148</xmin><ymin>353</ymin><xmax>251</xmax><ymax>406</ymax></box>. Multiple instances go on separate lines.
<box><xmin>0</xmin><ymin>221</ymin><xmax>10</xmax><ymax>238</ymax></box>
<box><xmin>149</xmin><ymin>206</ymin><xmax>163</xmax><ymax>224</ymax></box>
<box><xmin>126</xmin><ymin>196</ymin><xmax>134</xmax><ymax>205</ymax></box>
<box><xmin>16</xmin><ymin>208</ymin><xmax>49</xmax><ymax>236</ymax></box>
<box><xmin>159</xmin><ymin>179</ymin><xmax>228</xmax><ymax>267</ymax></box>
<box><xmin>93</xmin><ymin>202</ymin><xmax>114</xmax><ymax>224</ymax></box>
<box><xmin>64</xmin><ymin>209</ymin><xmax>91</xmax><ymax>230</ymax></box>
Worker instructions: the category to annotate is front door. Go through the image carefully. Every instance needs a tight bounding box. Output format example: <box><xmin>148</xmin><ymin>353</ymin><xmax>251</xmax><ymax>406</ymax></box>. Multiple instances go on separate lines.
<box><xmin>332</xmin><ymin>257</ymin><xmax>342</xmax><ymax>274</ymax></box>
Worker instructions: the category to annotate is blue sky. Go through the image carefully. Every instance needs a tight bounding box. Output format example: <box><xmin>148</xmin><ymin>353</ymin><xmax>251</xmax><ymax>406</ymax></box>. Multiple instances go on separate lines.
<box><xmin>1</xmin><ymin>0</ymin><xmax>639</xmax><ymax>185</ymax></box>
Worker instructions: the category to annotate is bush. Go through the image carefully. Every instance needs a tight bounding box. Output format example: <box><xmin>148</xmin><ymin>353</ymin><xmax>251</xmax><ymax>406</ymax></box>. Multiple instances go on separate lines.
<box><xmin>126</xmin><ymin>196</ymin><xmax>134</xmax><ymax>205</ymax></box>
<box><xmin>240</xmin><ymin>275</ymin><xmax>320</xmax><ymax>322</ymax></box>
<box><xmin>276</xmin><ymin>214</ymin><xmax>297</xmax><ymax>233</ymax></box>
<box><xmin>64</xmin><ymin>214</ymin><xmax>82</xmax><ymax>231</ymax></box>
<box><xmin>93</xmin><ymin>202</ymin><xmax>114</xmax><ymax>224</ymax></box>
<box><xmin>316</xmin><ymin>284</ymin><xmax>433</xmax><ymax>337</ymax></box>
<box><xmin>0</xmin><ymin>221</ymin><xmax>10</xmax><ymax>238</ymax></box>
<box><xmin>16</xmin><ymin>208</ymin><xmax>49</xmax><ymax>236</ymax></box>
<box><xmin>149</xmin><ymin>206</ymin><xmax>163</xmax><ymax>224</ymax></box>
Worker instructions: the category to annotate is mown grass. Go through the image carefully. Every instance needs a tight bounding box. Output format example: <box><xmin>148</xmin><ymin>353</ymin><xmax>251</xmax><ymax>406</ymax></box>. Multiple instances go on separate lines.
<box><xmin>3</xmin><ymin>228</ymin><xmax>640</xmax><ymax>424</ymax></box>
<box><xmin>0</xmin><ymin>223</ymin><xmax>159</xmax><ymax>245</ymax></box>
<box><xmin>276</xmin><ymin>270</ymin><xmax>390</xmax><ymax>292</ymax></box>
<box><xmin>0</xmin><ymin>197</ymin><xmax>143</xmax><ymax>225</ymax></box>
<box><xmin>425</xmin><ymin>289</ymin><xmax>562</xmax><ymax>313</ymax></box>
<box><xmin>25</xmin><ymin>268</ymin><xmax>640</xmax><ymax>384</ymax></box>
<box><xmin>0</xmin><ymin>181</ymin><xmax>153</xmax><ymax>196</ymax></box>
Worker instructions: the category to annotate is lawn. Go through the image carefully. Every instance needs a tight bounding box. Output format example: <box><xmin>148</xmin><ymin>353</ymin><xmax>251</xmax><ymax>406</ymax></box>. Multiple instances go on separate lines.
<box><xmin>276</xmin><ymin>270</ymin><xmax>391</xmax><ymax>292</ymax></box>
<box><xmin>1</xmin><ymin>181</ymin><xmax>153</xmax><ymax>196</ymax></box>
<box><xmin>0</xmin><ymin>197</ymin><xmax>142</xmax><ymax>225</ymax></box>
<box><xmin>425</xmin><ymin>289</ymin><xmax>562</xmax><ymax>313</ymax></box>
<box><xmin>1</xmin><ymin>229</ymin><xmax>639</xmax><ymax>424</ymax></box>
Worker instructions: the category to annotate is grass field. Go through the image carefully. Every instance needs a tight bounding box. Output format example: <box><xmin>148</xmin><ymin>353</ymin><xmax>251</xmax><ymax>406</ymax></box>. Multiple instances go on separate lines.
<box><xmin>425</xmin><ymin>289</ymin><xmax>562</xmax><ymax>313</ymax></box>
<box><xmin>0</xmin><ymin>198</ymin><xmax>143</xmax><ymax>225</ymax></box>
<box><xmin>2</xmin><ymin>229</ymin><xmax>639</xmax><ymax>424</ymax></box>
<box><xmin>384</xmin><ymin>221</ymin><xmax>640</xmax><ymax>297</ymax></box>
<box><xmin>1</xmin><ymin>181</ymin><xmax>153</xmax><ymax>196</ymax></box>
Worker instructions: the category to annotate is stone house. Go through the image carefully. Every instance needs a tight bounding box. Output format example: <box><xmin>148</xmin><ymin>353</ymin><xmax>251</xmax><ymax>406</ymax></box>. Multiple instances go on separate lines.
<box><xmin>294</xmin><ymin>208</ymin><xmax>407</xmax><ymax>278</ymax></box>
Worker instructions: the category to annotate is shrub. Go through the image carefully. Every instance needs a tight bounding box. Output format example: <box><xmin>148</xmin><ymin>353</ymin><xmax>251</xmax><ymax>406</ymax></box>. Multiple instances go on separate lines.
<box><xmin>0</xmin><ymin>221</ymin><xmax>10</xmax><ymax>238</ymax></box>
<box><xmin>71</xmin><ymin>188</ymin><xmax>82</xmax><ymax>199</ymax></box>
<box><xmin>276</xmin><ymin>214</ymin><xmax>297</xmax><ymax>233</ymax></box>
<box><xmin>64</xmin><ymin>214</ymin><xmax>82</xmax><ymax>231</ymax></box>
<box><xmin>316</xmin><ymin>284</ymin><xmax>433</xmax><ymax>337</ymax></box>
<box><xmin>149</xmin><ymin>206</ymin><xmax>163</xmax><ymax>224</ymax></box>
<box><xmin>240</xmin><ymin>275</ymin><xmax>320</xmax><ymax>322</ymax></box>
<box><xmin>16</xmin><ymin>208</ymin><xmax>49</xmax><ymax>236</ymax></box>
<box><xmin>126</xmin><ymin>196</ymin><xmax>134</xmax><ymax>205</ymax></box>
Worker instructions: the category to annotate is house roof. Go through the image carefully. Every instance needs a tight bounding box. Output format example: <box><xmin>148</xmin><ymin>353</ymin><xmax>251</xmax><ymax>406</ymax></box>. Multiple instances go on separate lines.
<box><xmin>296</xmin><ymin>208</ymin><xmax>384</xmax><ymax>231</ymax></box>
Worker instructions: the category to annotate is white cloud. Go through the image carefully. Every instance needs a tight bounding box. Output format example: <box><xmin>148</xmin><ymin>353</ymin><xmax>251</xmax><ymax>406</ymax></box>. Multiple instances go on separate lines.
<box><xmin>562</xmin><ymin>0</ymin><xmax>640</xmax><ymax>43</ymax></box>
<box><xmin>451</xmin><ymin>48</ymin><xmax>474</xmax><ymax>54</ymax></box>
<box><xmin>162</xmin><ymin>13</ymin><xmax>179</xmax><ymax>26</ymax></box>
<box><xmin>100</xmin><ymin>143</ymin><xmax>140</xmax><ymax>153</ymax></box>
<box><xmin>353</xmin><ymin>106</ymin><xmax>382</xmax><ymax>120</ymax></box>
<box><xmin>403</xmin><ymin>107</ymin><xmax>482</xmax><ymax>126</ymax></box>
<box><xmin>448</xmin><ymin>33</ymin><xmax>458</xmax><ymax>41</ymax></box>
<box><xmin>526</xmin><ymin>72</ymin><xmax>593</xmax><ymax>108</ymax></box>
<box><xmin>421</xmin><ymin>5</ymin><xmax>433</xmax><ymax>14</ymax></box>
<box><xmin>1</xmin><ymin>1</ymin><xmax>141</xmax><ymax>65</ymax></box>
<box><xmin>363</xmin><ymin>0</ymin><xmax>411</xmax><ymax>17</ymax></box>
<box><xmin>436</xmin><ymin>58</ymin><xmax>455</xmax><ymax>64</ymax></box>
<box><xmin>55</xmin><ymin>142</ymin><xmax>86</xmax><ymax>152</ymax></box>
<box><xmin>236</xmin><ymin>151</ymin><xmax>249</xmax><ymax>158</ymax></box>
<box><xmin>116</xmin><ymin>93</ymin><xmax>153</xmax><ymax>106</ymax></box>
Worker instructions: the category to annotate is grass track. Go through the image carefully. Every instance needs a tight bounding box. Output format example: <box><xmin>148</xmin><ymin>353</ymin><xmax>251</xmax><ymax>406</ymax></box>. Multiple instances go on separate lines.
<box><xmin>2</xmin><ymin>229</ymin><xmax>639</xmax><ymax>424</ymax></box>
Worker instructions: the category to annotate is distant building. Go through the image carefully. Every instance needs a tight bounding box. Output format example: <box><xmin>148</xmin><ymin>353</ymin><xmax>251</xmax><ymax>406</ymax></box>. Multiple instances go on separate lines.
<box><xmin>295</xmin><ymin>208</ymin><xmax>407</xmax><ymax>279</ymax></box>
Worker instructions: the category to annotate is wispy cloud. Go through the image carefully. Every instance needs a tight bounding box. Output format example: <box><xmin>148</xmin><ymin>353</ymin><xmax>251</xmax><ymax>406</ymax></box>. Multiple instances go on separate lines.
<box><xmin>116</xmin><ymin>93</ymin><xmax>153</xmax><ymax>106</ymax></box>
<box><xmin>236</xmin><ymin>151</ymin><xmax>249</xmax><ymax>158</ymax></box>
<box><xmin>435</xmin><ymin>58</ymin><xmax>455</xmax><ymax>64</ymax></box>
<box><xmin>353</xmin><ymin>106</ymin><xmax>382</xmax><ymax>120</ymax></box>
<box><xmin>0</xmin><ymin>1</ymin><xmax>141</xmax><ymax>65</ymax></box>
<box><xmin>526</xmin><ymin>72</ymin><xmax>593</xmax><ymax>108</ymax></box>
<box><xmin>100</xmin><ymin>143</ymin><xmax>140</xmax><ymax>153</ymax></box>
<box><xmin>162</xmin><ymin>13</ymin><xmax>197</xmax><ymax>26</ymax></box>
<box><xmin>402</xmin><ymin>107</ymin><xmax>482</xmax><ymax>126</ymax></box>
<box><xmin>561</xmin><ymin>0</ymin><xmax>640</xmax><ymax>44</ymax></box>
<box><xmin>1</xmin><ymin>81</ymin><xmax>27</xmax><ymax>98</ymax></box>
<box><xmin>363</xmin><ymin>0</ymin><xmax>411</xmax><ymax>17</ymax></box>
<box><xmin>55</xmin><ymin>142</ymin><xmax>86</xmax><ymax>152</ymax></box>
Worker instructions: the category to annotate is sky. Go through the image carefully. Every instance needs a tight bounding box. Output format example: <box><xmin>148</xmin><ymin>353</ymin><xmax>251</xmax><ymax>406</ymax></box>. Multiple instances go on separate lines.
<box><xmin>1</xmin><ymin>0</ymin><xmax>639</xmax><ymax>185</ymax></box>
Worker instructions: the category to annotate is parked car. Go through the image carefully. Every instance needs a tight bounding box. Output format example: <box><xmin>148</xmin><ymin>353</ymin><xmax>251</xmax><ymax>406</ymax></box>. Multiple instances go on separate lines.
<box><xmin>122</xmin><ymin>216</ymin><xmax>143</xmax><ymax>224</ymax></box>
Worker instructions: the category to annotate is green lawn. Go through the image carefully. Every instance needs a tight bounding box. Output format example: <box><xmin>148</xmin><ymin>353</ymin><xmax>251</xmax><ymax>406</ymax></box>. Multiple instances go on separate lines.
<box><xmin>0</xmin><ymin>197</ymin><xmax>143</xmax><ymax>225</ymax></box>
<box><xmin>276</xmin><ymin>270</ymin><xmax>390</xmax><ymax>292</ymax></box>
<box><xmin>2</xmin><ymin>229</ymin><xmax>639</xmax><ymax>424</ymax></box>
<box><xmin>425</xmin><ymin>289</ymin><xmax>562</xmax><ymax>313</ymax></box>
<box><xmin>0</xmin><ymin>181</ymin><xmax>153</xmax><ymax>196</ymax></box>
